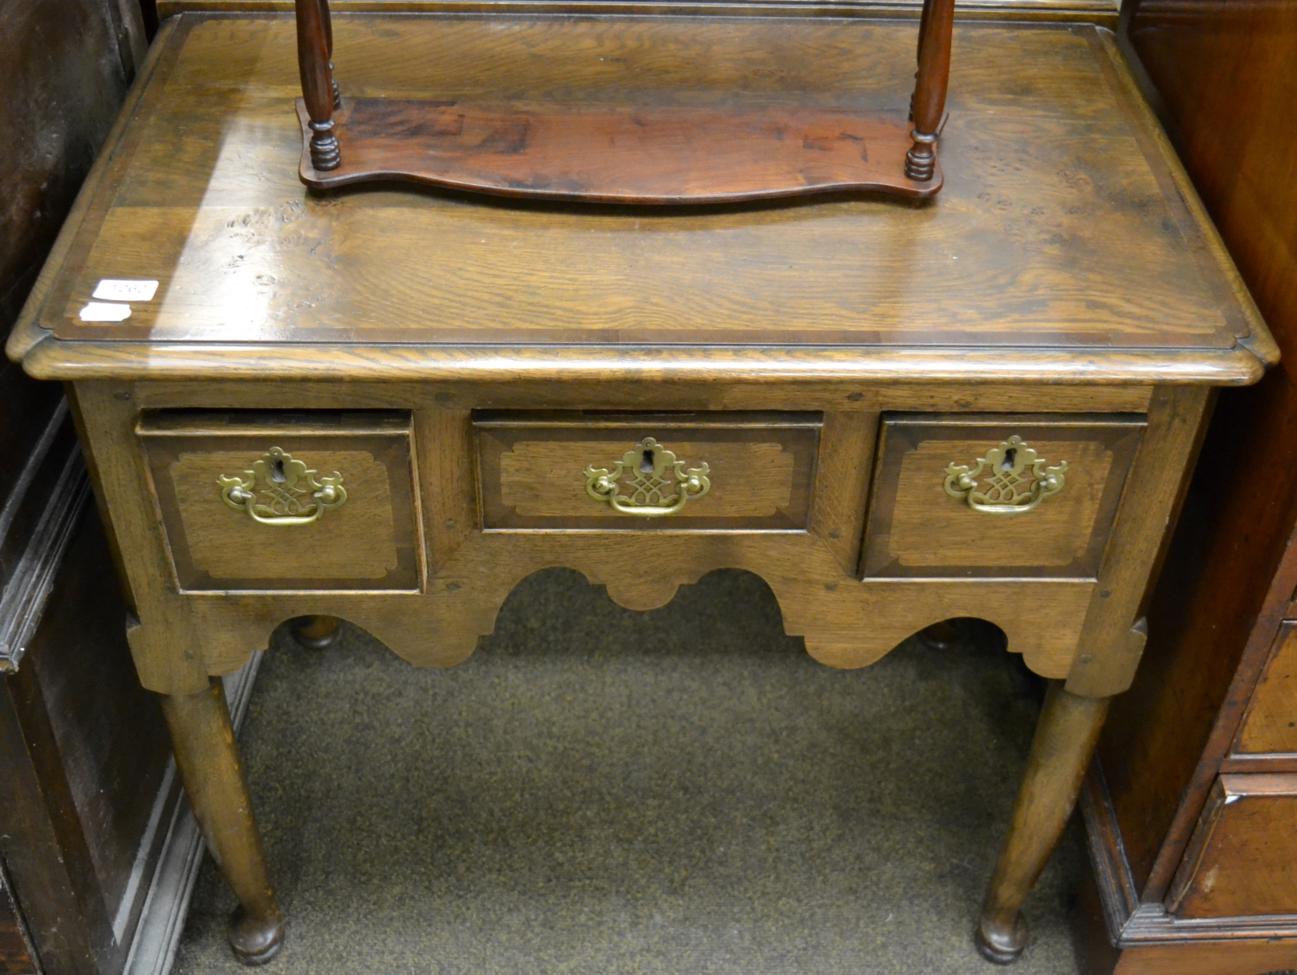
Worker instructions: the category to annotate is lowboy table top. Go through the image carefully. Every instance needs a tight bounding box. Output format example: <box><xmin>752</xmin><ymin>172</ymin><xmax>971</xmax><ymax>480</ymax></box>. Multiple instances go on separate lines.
<box><xmin>6</xmin><ymin>10</ymin><xmax>1281</xmax><ymax>968</ymax></box>
<box><xmin>6</xmin><ymin>12</ymin><xmax>1275</xmax><ymax>384</ymax></box>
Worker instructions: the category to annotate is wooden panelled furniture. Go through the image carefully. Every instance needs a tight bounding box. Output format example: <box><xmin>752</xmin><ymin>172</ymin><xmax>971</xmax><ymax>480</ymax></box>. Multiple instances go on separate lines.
<box><xmin>1077</xmin><ymin>1</ymin><xmax>1297</xmax><ymax>973</ymax></box>
<box><xmin>0</xmin><ymin>2</ymin><xmax>185</xmax><ymax>973</ymax></box>
<box><xmin>5</xmin><ymin>6</ymin><xmax>1278</xmax><ymax>968</ymax></box>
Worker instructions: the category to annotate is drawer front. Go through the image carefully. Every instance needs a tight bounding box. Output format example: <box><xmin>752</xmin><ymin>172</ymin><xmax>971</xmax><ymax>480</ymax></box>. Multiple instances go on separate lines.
<box><xmin>1169</xmin><ymin>773</ymin><xmax>1297</xmax><ymax>919</ymax></box>
<box><xmin>140</xmin><ymin>412</ymin><xmax>421</xmax><ymax>591</ymax></box>
<box><xmin>474</xmin><ymin>412</ymin><xmax>820</xmax><ymax>530</ymax></box>
<box><xmin>862</xmin><ymin>414</ymin><xmax>1144</xmax><ymax>578</ymax></box>
<box><xmin>1235</xmin><ymin>622</ymin><xmax>1297</xmax><ymax>757</ymax></box>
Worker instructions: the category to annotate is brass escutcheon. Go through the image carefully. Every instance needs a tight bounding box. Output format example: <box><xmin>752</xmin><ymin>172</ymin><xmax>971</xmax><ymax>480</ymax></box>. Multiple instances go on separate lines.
<box><xmin>218</xmin><ymin>447</ymin><xmax>347</xmax><ymax>526</ymax></box>
<box><xmin>584</xmin><ymin>437</ymin><xmax>710</xmax><ymax>517</ymax></box>
<box><xmin>943</xmin><ymin>435</ymin><xmax>1067</xmax><ymax>515</ymax></box>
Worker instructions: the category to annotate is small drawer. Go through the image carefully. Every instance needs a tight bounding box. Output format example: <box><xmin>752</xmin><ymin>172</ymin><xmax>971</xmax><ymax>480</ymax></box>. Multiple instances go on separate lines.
<box><xmin>1235</xmin><ymin>622</ymin><xmax>1297</xmax><ymax>757</ymax></box>
<box><xmin>474</xmin><ymin>412</ymin><xmax>820</xmax><ymax>530</ymax></box>
<box><xmin>862</xmin><ymin>414</ymin><xmax>1144</xmax><ymax>579</ymax></box>
<box><xmin>139</xmin><ymin>411</ymin><xmax>421</xmax><ymax>592</ymax></box>
<box><xmin>1169</xmin><ymin>773</ymin><xmax>1297</xmax><ymax>918</ymax></box>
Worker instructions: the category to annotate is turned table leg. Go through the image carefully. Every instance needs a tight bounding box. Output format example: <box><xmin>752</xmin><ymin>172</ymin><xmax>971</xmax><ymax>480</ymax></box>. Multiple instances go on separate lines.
<box><xmin>160</xmin><ymin>680</ymin><xmax>283</xmax><ymax>966</ymax></box>
<box><xmin>976</xmin><ymin>682</ymin><xmax>1109</xmax><ymax>964</ymax></box>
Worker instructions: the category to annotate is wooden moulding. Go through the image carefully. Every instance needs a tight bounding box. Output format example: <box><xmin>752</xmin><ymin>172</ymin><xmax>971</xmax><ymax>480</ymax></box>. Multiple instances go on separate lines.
<box><xmin>293</xmin><ymin>0</ymin><xmax>953</xmax><ymax>202</ymax></box>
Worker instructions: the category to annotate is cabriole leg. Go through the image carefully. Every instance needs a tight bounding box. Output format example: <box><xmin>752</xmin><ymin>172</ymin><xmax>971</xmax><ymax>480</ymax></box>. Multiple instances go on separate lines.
<box><xmin>160</xmin><ymin>680</ymin><xmax>283</xmax><ymax>966</ymax></box>
<box><xmin>976</xmin><ymin>682</ymin><xmax>1110</xmax><ymax>964</ymax></box>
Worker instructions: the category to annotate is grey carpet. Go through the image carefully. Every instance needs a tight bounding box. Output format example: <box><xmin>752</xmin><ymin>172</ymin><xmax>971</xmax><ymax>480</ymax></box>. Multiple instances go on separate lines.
<box><xmin>173</xmin><ymin>568</ymin><xmax>1085</xmax><ymax>975</ymax></box>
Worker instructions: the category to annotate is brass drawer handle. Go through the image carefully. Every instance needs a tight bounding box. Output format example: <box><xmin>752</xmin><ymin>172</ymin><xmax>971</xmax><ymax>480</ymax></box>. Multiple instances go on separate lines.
<box><xmin>584</xmin><ymin>437</ymin><xmax>711</xmax><ymax>517</ymax></box>
<box><xmin>218</xmin><ymin>447</ymin><xmax>347</xmax><ymax>526</ymax></box>
<box><xmin>943</xmin><ymin>436</ymin><xmax>1067</xmax><ymax>515</ymax></box>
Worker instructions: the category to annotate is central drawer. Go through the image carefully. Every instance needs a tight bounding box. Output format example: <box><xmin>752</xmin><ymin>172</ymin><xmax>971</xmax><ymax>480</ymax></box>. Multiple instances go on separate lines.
<box><xmin>474</xmin><ymin>412</ymin><xmax>821</xmax><ymax>531</ymax></box>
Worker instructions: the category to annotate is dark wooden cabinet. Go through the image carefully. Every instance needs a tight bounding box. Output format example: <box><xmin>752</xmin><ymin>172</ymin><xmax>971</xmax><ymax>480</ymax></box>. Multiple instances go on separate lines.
<box><xmin>0</xmin><ymin>3</ymin><xmax>185</xmax><ymax>973</ymax></box>
<box><xmin>1080</xmin><ymin>1</ymin><xmax>1297</xmax><ymax>973</ymax></box>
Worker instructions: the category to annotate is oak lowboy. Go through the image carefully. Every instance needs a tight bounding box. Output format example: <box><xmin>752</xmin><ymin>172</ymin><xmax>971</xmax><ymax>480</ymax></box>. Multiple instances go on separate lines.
<box><xmin>5</xmin><ymin>9</ymin><xmax>1278</xmax><ymax>968</ymax></box>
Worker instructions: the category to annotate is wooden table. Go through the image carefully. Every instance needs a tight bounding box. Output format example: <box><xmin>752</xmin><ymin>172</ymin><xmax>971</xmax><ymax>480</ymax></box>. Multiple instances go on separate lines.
<box><xmin>6</xmin><ymin>10</ymin><xmax>1276</xmax><ymax>966</ymax></box>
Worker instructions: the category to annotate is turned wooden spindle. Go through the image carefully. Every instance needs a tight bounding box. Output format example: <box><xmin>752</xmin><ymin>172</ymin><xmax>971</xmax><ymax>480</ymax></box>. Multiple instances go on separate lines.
<box><xmin>909</xmin><ymin>0</ymin><xmax>933</xmax><ymax>122</ymax></box>
<box><xmin>906</xmin><ymin>0</ymin><xmax>954</xmax><ymax>182</ymax></box>
<box><xmin>320</xmin><ymin>0</ymin><xmax>341</xmax><ymax>108</ymax></box>
<box><xmin>295</xmin><ymin>0</ymin><xmax>340</xmax><ymax>170</ymax></box>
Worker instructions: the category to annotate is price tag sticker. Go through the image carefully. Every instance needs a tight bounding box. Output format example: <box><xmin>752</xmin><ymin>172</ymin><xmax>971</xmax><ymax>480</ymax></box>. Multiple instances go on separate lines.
<box><xmin>79</xmin><ymin>302</ymin><xmax>133</xmax><ymax>323</ymax></box>
<box><xmin>92</xmin><ymin>278</ymin><xmax>159</xmax><ymax>302</ymax></box>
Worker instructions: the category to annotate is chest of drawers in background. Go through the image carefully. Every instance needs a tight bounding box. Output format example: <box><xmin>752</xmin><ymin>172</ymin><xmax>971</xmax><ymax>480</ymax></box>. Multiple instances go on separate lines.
<box><xmin>1078</xmin><ymin>2</ymin><xmax>1297</xmax><ymax>973</ymax></box>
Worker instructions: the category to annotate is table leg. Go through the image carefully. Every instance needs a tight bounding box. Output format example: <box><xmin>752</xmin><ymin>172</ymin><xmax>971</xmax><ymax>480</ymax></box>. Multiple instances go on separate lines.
<box><xmin>159</xmin><ymin>680</ymin><xmax>284</xmax><ymax>966</ymax></box>
<box><xmin>976</xmin><ymin>682</ymin><xmax>1109</xmax><ymax>964</ymax></box>
<box><xmin>290</xmin><ymin>614</ymin><xmax>341</xmax><ymax>650</ymax></box>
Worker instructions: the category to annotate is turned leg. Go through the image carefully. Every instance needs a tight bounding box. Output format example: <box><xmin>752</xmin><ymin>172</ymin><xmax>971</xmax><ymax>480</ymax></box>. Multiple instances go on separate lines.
<box><xmin>906</xmin><ymin>0</ymin><xmax>954</xmax><ymax>181</ymax></box>
<box><xmin>910</xmin><ymin>0</ymin><xmax>934</xmax><ymax>121</ymax></box>
<box><xmin>319</xmin><ymin>0</ymin><xmax>341</xmax><ymax>108</ymax></box>
<box><xmin>295</xmin><ymin>0</ymin><xmax>339</xmax><ymax>170</ymax></box>
<box><xmin>290</xmin><ymin>614</ymin><xmax>341</xmax><ymax>649</ymax></box>
<box><xmin>976</xmin><ymin>682</ymin><xmax>1109</xmax><ymax>964</ymax></box>
<box><xmin>160</xmin><ymin>680</ymin><xmax>283</xmax><ymax>965</ymax></box>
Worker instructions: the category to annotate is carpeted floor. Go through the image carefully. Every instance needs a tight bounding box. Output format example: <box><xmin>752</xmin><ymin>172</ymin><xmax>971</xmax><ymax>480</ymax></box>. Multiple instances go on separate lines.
<box><xmin>173</xmin><ymin>569</ymin><xmax>1086</xmax><ymax>975</ymax></box>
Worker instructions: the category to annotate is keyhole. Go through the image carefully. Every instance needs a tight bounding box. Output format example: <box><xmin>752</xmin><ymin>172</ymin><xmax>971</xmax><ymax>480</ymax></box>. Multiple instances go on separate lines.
<box><xmin>1000</xmin><ymin>448</ymin><xmax>1017</xmax><ymax>470</ymax></box>
<box><xmin>640</xmin><ymin>449</ymin><xmax>655</xmax><ymax>473</ymax></box>
<box><xmin>270</xmin><ymin>458</ymin><xmax>287</xmax><ymax>482</ymax></box>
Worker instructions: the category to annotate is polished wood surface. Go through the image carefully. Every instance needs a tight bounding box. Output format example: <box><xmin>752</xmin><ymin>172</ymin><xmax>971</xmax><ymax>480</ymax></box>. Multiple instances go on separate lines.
<box><xmin>290</xmin><ymin>0</ymin><xmax>952</xmax><ymax>198</ymax></box>
<box><xmin>863</xmin><ymin>415</ymin><xmax>1142</xmax><ymax>579</ymax></box>
<box><xmin>0</xmin><ymin>2</ymin><xmax>191</xmax><ymax>973</ymax></box>
<box><xmin>475</xmin><ymin>412</ymin><xmax>819</xmax><ymax>530</ymax></box>
<box><xmin>159</xmin><ymin>681</ymin><xmax>282</xmax><ymax>965</ymax></box>
<box><xmin>5</xmin><ymin>9</ymin><xmax>1274</xmax><ymax>967</ymax></box>
<box><xmin>1090</xmin><ymin>937</ymin><xmax>1297</xmax><ymax>975</ymax></box>
<box><xmin>1101</xmin><ymin>0</ymin><xmax>1297</xmax><ymax>893</ymax></box>
<box><xmin>297</xmin><ymin>97</ymin><xmax>943</xmax><ymax>201</ymax></box>
<box><xmin>979</xmin><ymin>684</ymin><xmax>1109</xmax><ymax>963</ymax></box>
<box><xmin>1234</xmin><ymin>623</ymin><xmax>1297</xmax><ymax>758</ymax></box>
<box><xmin>1167</xmin><ymin>774</ymin><xmax>1297</xmax><ymax>919</ymax></box>
<box><xmin>5</xmin><ymin>14</ymin><xmax>1273</xmax><ymax>385</ymax></box>
<box><xmin>139</xmin><ymin>411</ymin><xmax>421</xmax><ymax>591</ymax></box>
<box><xmin>1077</xmin><ymin>0</ymin><xmax>1297</xmax><ymax>971</ymax></box>
<box><xmin>158</xmin><ymin>0</ymin><xmax>1121</xmax><ymax>26</ymax></box>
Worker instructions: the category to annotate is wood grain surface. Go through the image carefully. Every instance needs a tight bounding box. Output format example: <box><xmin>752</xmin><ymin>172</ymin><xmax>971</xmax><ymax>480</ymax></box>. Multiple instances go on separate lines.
<box><xmin>297</xmin><ymin>98</ymin><xmax>941</xmax><ymax>201</ymax></box>
<box><xmin>1233</xmin><ymin>624</ymin><xmax>1297</xmax><ymax>758</ymax></box>
<box><xmin>475</xmin><ymin>412</ymin><xmax>819</xmax><ymax>530</ymax></box>
<box><xmin>863</xmin><ymin>415</ymin><xmax>1143</xmax><ymax>579</ymax></box>
<box><xmin>72</xmin><ymin>380</ymin><xmax>1129</xmax><ymax>697</ymax></box>
<box><xmin>1167</xmin><ymin>774</ymin><xmax>1297</xmax><ymax>919</ymax></box>
<box><xmin>158</xmin><ymin>0</ymin><xmax>1120</xmax><ymax>24</ymax></box>
<box><xmin>1083</xmin><ymin>0</ymin><xmax>1297</xmax><ymax>943</ymax></box>
<box><xmin>4</xmin><ymin>13</ymin><xmax>1274</xmax><ymax>384</ymax></box>
<box><xmin>5</xmin><ymin>12</ymin><xmax>1259</xmax><ymax>963</ymax></box>
<box><xmin>138</xmin><ymin>411</ymin><xmax>422</xmax><ymax>591</ymax></box>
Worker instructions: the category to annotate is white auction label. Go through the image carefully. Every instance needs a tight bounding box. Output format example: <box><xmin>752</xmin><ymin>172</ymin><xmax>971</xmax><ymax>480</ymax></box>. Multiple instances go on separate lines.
<box><xmin>79</xmin><ymin>301</ymin><xmax>133</xmax><ymax>323</ymax></box>
<box><xmin>93</xmin><ymin>278</ymin><xmax>159</xmax><ymax>302</ymax></box>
